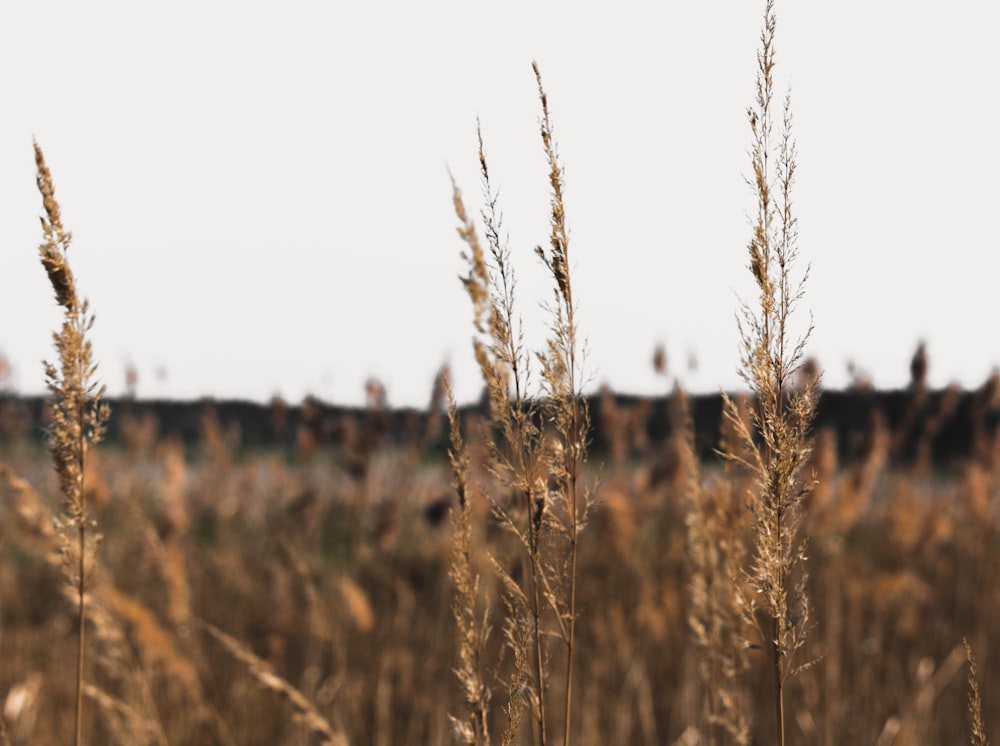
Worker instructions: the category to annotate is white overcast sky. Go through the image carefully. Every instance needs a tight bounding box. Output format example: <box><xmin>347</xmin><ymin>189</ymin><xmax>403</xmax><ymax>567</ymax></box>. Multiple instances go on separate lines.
<box><xmin>0</xmin><ymin>2</ymin><xmax>997</xmax><ymax>407</ymax></box>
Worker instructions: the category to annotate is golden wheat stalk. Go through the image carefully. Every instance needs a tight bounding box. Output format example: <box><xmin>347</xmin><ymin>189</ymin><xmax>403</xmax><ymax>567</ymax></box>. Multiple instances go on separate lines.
<box><xmin>35</xmin><ymin>141</ymin><xmax>110</xmax><ymax>746</ymax></box>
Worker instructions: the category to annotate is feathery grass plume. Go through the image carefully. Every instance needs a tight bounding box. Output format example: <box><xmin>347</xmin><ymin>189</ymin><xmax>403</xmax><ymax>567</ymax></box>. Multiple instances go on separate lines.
<box><xmin>890</xmin><ymin>341</ymin><xmax>931</xmax><ymax>464</ymax></box>
<box><xmin>965</xmin><ymin>638</ymin><xmax>989</xmax><ymax>746</ymax></box>
<box><xmin>83</xmin><ymin>684</ymin><xmax>167</xmax><ymax>746</ymax></box>
<box><xmin>72</xmin><ymin>583</ymin><xmax>178</xmax><ymax>746</ymax></box>
<box><xmin>491</xmin><ymin>557</ymin><xmax>532</xmax><ymax>746</ymax></box>
<box><xmin>444</xmin><ymin>371</ymin><xmax>492</xmax><ymax>746</ymax></box>
<box><xmin>531</xmin><ymin>60</ymin><xmax>593</xmax><ymax>746</ymax></box>
<box><xmin>198</xmin><ymin>620</ymin><xmax>347</xmax><ymax>746</ymax></box>
<box><xmin>874</xmin><ymin>643</ymin><xmax>967</xmax><ymax>745</ymax></box>
<box><xmin>35</xmin><ymin>141</ymin><xmax>110</xmax><ymax>746</ymax></box>
<box><xmin>0</xmin><ymin>464</ymin><xmax>59</xmax><ymax>555</ymax></box>
<box><xmin>719</xmin><ymin>4</ymin><xmax>817</xmax><ymax>743</ymax></box>
<box><xmin>99</xmin><ymin>586</ymin><xmax>200</xmax><ymax>691</ymax></box>
<box><xmin>449</xmin><ymin>66</ymin><xmax>591</xmax><ymax>744</ymax></box>
<box><xmin>683</xmin><ymin>385</ymin><xmax>751</xmax><ymax>746</ymax></box>
<box><xmin>424</xmin><ymin>363</ymin><xmax>451</xmax><ymax>449</ymax></box>
<box><xmin>452</xmin><ymin>121</ymin><xmax>549</xmax><ymax>743</ymax></box>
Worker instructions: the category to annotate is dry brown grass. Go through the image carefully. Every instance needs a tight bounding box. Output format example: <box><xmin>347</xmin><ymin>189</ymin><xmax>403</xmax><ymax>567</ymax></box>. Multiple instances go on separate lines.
<box><xmin>0</xmin><ymin>384</ymin><xmax>997</xmax><ymax>743</ymax></box>
<box><xmin>447</xmin><ymin>61</ymin><xmax>592</xmax><ymax>746</ymax></box>
<box><xmin>445</xmin><ymin>372</ymin><xmax>492</xmax><ymax>746</ymax></box>
<box><xmin>197</xmin><ymin>621</ymin><xmax>346</xmax><ymax>746</ymax></box>
<box><xmin>718</xmin><ymin>3</ymin><xmax>817</xmax><ymax>742</ymax></box>
<box><xmin>966</xmin><ymin>638</ymin><xmax>988</xmax><ymax>746</ymax></box>
<box><xmin>1</xmin><ymin>4</ymin><xmax>999</xmax><ymax>746</ymax></box>
<box><xmin>34</xmin><ymin>141</ymin><xmax>110</xmax><ymax>746</ymax></box>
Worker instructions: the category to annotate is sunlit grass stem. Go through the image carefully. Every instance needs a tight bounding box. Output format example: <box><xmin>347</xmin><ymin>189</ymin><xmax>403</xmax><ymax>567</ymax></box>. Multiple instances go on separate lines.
<box><xmin>35</xmin><ymin>142</ymin><xmax>110</xmax><ymax>746</ymax></box>
<box><xmin>721</xmin><ymin>3</ymin><xmax>817</xmax><ymax>743</ymax></box>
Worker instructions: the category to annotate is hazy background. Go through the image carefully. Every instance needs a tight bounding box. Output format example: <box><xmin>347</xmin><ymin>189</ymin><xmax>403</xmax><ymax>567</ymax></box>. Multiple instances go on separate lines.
<box><xmin>0</xmin><ymin>1</ymin><xmax>997</xmax><ymax>407</ymax></box>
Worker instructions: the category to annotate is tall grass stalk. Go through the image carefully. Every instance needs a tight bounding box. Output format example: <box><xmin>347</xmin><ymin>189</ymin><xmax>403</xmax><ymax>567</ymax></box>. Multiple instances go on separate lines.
<box><xmin>35</xmin><ymin>142</ymin><xmax>110</xmax><ymax>746</ymax></box>
<box><xmin>720</xmin><ymin>3</ymin><xmax>817</xmax><ymax>744</ymax></box>
<box><xmin>684</xmin><ymin>383</ymin><xmax>751</xmax><ymax>745</ymax></box>
<box><xmin>452</xmin><ymin>124</ymin><xmax>545</xmax><ymax>741</ymax></box>
<box><xmin>449</xmin><ymin>63</ymin><xmax>590</xmax><ymax>746</ymax></box>
<box><xmin>965</xmin><ymin>638</ymin><xmax>988</xmax><ymax>746</ymax></box>
<box><xmin>530</xmin><ymin>61</ymin><xmax>591</xmax><ymax>746</ymax></box>
<box><xmin>444</xmin><ymin>371</ymin><xmax>492</xmax><ymax>746</ymax></box>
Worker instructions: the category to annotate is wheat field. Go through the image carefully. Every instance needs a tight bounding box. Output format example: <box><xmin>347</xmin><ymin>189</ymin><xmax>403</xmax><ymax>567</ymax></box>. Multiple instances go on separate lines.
<box><xmin>1</xmin><ymin>3</ymin><xmax>996</xmax><ymax>744</ymax></box>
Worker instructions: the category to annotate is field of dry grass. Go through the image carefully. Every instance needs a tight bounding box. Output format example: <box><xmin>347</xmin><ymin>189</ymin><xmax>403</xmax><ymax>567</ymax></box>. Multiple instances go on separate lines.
<box><xmin>1</xmin><ymin>2</ymin><xmax>997</xmax><ymax>744</ymax></box>
<box><xmin>1</xmin><ymin>373</ymin><xmax>999</xmax><ymax>744</ymax></box>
